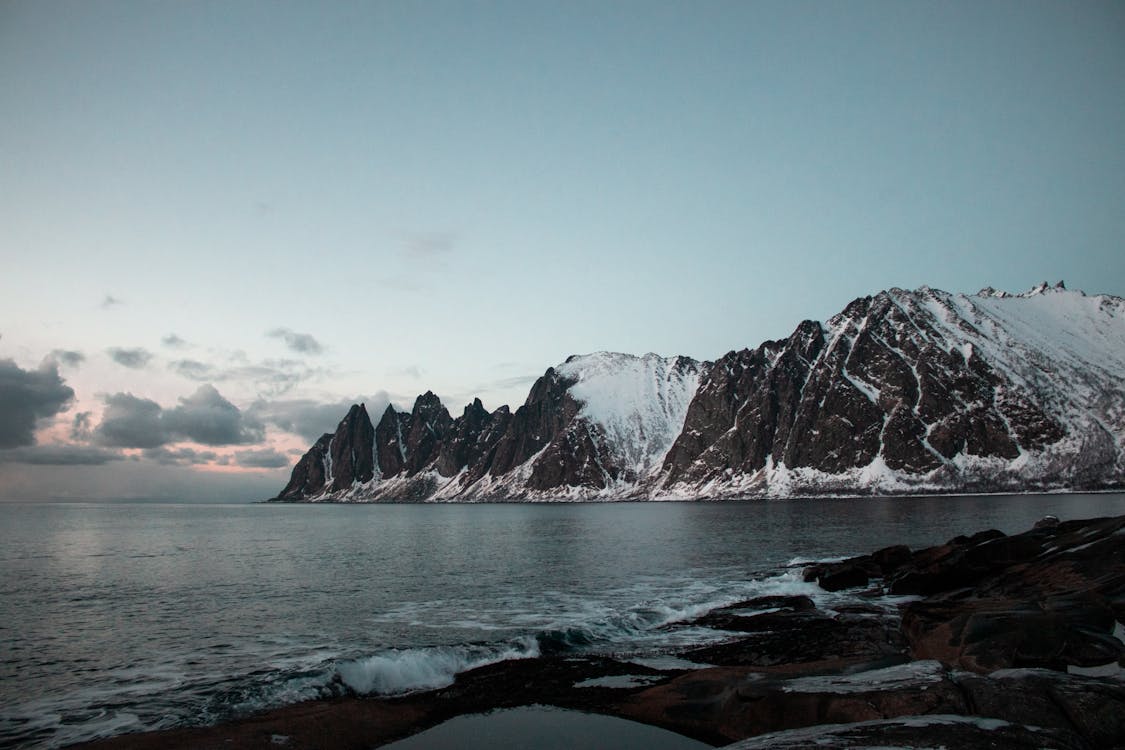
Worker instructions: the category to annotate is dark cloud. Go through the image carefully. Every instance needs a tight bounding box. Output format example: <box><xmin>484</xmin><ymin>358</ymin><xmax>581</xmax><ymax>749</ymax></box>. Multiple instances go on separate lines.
<box><xmin>71</xmin><ymin>411</ymin><xmax>93</xmax><ymax>441</ymax></box>
<box><xmin>267</xmin><ymin>328</ymin><xmax>324</xmax><ymax>355</ymax></box>
<box><xmin>94</xmin><ymin>385</ymin><xmax>262</xmax><ymax>448</ymax></box>
<box><xmin>0</xmin><ymin>359</ymin><xmax>75</xmax><ymax>449</ymax></box>
<box><xmin>163</xmin><ymin>385</ymin><xmax>264</xmax><ymax>445</ymax></box>
<box><xmin>161</xmin><ymin>334</ymin><xmax>188</xmax><ymax>348</ymax></box>
<box><xmin>233</xmin><ymin>448</ymin><xmax>289</xmax><ymax>469</ymax></box>
<box><xmin>46</xmin><ymin>350</ymin><xmax>86</xmax><ymax>369</ymax></box>
<box><xmin>0</xmin><ymin>444</ymin><xmax>124</xmax><ymax>466</ymax></box>
<box><xmin>107</xmin><ymin>347</ymin><xmax>153</xmax><ymax>369</ymax></box>
<box><xmin>142</xmin><ymin>446</ymin><xmax>219</xmax><ymax>466</ymax></box>
<box><xmin>96</xmin><ymin>393</ymin><xmax>166</xmax><ymax>448</ymax></box>
<box><xmin>249</xmin><ymin>392</ymin><xmax>391</xmax><ymax>442</ymax></box>
<box><xmin>101</xmin><ymin>294</ymin><xmax>123</xmax><ymax>309</ymax></box>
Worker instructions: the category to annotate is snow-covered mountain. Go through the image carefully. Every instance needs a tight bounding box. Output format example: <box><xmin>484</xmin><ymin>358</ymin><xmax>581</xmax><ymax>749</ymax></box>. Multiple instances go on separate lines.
<box><xmin>272</xmin><ymin>283</ymin><xmax>1125</xmax><ymax>501</ymax></box>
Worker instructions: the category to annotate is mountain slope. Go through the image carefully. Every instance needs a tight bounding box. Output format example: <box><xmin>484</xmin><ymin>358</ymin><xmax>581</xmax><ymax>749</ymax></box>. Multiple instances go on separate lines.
<box><xmin>272</xmin><ymin>283</ymin><xmax>1125</xmax><ymax>501</ymax></box>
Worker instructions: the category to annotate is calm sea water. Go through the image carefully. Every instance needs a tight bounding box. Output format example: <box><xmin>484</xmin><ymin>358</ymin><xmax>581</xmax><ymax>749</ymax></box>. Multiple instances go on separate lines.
<box><xmin>2</xmin><ymin>493</ymin><xmax>1123</xmax><ymax>749</ymax></box>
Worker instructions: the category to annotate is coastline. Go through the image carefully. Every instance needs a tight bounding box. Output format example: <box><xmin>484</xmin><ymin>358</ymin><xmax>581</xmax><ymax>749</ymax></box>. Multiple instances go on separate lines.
<box><xmin>68</xmin><ymin>512</ymin><xmax>1125</xmax><ymax>750</ymax></box>
<box><xmin>261</xmin><ymin>486</ymin><xmax>1125</xmax><ymax>504</ymax></box>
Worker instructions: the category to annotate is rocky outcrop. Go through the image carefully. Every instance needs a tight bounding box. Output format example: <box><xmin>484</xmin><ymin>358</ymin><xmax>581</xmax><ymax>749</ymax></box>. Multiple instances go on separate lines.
<box><xmin>271</xmin><ymin>284</ymin><xmax>1125</xmax><ymax>502</ymax></box>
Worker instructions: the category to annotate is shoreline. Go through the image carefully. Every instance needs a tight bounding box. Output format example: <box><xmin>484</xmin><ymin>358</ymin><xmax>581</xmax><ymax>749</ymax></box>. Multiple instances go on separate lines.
<box><xmin>261</xmin><ymin>486</ymin><xmax>1125</xmax><ymax>504</ymax></box>
<box><xmin>68</xmin><ymin>513</ymin><xmax>1125</xmax><ymax>750</ymax></box>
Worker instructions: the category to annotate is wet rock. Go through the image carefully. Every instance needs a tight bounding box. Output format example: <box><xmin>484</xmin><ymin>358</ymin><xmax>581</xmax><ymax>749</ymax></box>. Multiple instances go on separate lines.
<box><xmin>957</xmin><ymin>668</ymin><xmax>1125</xmax><ymax>749</ymax></box>
<box><xmin>816</xmin><ymin>564</ymin><xmax>870</xmax><ymax>592</ymax></box>
<box><xmin>869</xmin><ymin>544</ymin><xmax>912</xmax><ymax>576</ymax></box>
<box><xmin>722</xmin><ymin>715</ymin><xmax>1089</xmax><ymax>750</ymax></box>
<box><xmin>1035</xmin><ymin>514</ymin><xmax>1061</xmax><ymax>529</ymax></box>
<box><xmin>683</xmin><ymin>609</ymin><xmax>907</xmax><ymax>669</ymax></box>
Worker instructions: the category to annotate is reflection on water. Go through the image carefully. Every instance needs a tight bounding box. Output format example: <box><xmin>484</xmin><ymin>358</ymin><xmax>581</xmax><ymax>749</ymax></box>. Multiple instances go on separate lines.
<box><xmin>380</xmin><ymin>705</ymin><xmax>714</xmax><ymax>750</ymax></box>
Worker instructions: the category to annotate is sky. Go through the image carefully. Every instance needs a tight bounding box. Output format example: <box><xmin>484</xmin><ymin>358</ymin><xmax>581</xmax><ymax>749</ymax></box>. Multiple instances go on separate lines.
<box><xmin>1</xmin><ymin>0</ymin><xmax>1123</xmax><ymax>501</ymax></box>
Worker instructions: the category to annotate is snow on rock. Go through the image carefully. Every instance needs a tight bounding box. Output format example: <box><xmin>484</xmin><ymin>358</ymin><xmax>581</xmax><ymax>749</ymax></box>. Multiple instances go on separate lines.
<box><xmin>274</xmin><ymin>283</ymin><xmax>1125</xmax><ymax>502</ymax></box>
<box><xmin>557</xmin><ymin>352</ymin><xmax>702</xmax><ymax>478</ymax></box>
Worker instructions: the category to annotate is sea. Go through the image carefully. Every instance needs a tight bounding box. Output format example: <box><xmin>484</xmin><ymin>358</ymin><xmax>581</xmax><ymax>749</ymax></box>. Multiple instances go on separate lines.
<box><xmin>2</xmin><ymin>493</ymin><xmax>1123</xmax><ymax>749</ymax></box>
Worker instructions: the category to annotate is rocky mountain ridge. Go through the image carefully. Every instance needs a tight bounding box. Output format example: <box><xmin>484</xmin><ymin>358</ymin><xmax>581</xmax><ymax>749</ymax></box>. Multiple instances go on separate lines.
<box><xmin>272</xmin><ymin>283</ymin><xmax>1125</xmax><ymax>501</ymax></box>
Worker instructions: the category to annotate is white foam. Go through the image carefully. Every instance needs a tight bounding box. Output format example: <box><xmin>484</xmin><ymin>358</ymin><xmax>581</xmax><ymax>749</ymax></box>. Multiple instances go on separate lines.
<box><xmin>335</xmin><ymin>640</ymin><xmax>539</xmax><ymax>695</ymax></box>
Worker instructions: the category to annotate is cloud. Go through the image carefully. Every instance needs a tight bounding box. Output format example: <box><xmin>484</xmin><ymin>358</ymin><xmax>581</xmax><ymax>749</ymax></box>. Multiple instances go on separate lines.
<box><xmin>267</xmin><ymin>328</ymin><xmax>324</xmax><ymax>355</ymax></box>
<box><xmin>163</xmin><ymin>384</ymin><xmax>264</xmax><ymax>446</ymax></box>
<box><xmin>0</xmin><ymin>359</ymin><xmax>75</xmax><ymax>449</ymax></box>
<box><xmin>101</xmin><ymin>294</ymin><xmax>123</xmax><ymax>309</ymax></box>
<box><xmin>162</xmin><ymin>334</ymin><xmax>188</xmax><ymax>348</ymax></box>
<box><xmin>0</xmin><ymin>444</ymin><xmax>124</xmax><ymax>466</ymax></box>
<box><xmin>488</xmin><ymin>374</ymin><xmax>540</xmax><ymax>390</ymax></box>
<box><xmin>94</xmin><ymin>385</ymin><xmax>263</xmax><ymax>448</ymax></box>
<box><xmin>169</xmin><ymin>356</ymin><xmax>323</xmax><ymax>398</ymax></box>
<box><xmin>142</xmin><ymin>446</ymin><xmax>219</xmax><ymax>466</ymax></box>
<box><xmin>249</xmin><ymin>392</ymin><xmax>391</xmax><ymax>442</ymax></box>
<box><xmin>169</xmin><ymin>359</ymin><xmax>216</xmax><ymax>380</ymax></box>
<box><xmin>71</xmin><ymin>411</ymin><xmax>93</xmax><ymax>441</ymax></box>
<box><xmin>96</xmin><ymin>393</ymin><xmax>166</xmax><ymax>448</ymax></box>
<box><xmin>107</xmin><ymin>347</ymin><xmax>153</xmax><ymax>369</ymax></box>
<box><xmin>403</xmin><ymin>232</ymin><xmax>456</xmax><ymax>259</ymax></box>
<box><xmin>233</xmin><ymin>448</ymin><xmax>289</xmax><ymax>469</ymax></box>
<box><xmin>46</xmin><ymin>350</ymin><xmax>85</xmax><ymax>369</ymax></box>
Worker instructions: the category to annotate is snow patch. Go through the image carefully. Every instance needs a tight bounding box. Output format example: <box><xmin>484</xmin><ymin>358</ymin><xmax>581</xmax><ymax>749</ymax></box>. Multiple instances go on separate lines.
<box><xmin>557</xmin><ymin>352</ymin><xmax>701</xmax><ymax>478</ymax></box>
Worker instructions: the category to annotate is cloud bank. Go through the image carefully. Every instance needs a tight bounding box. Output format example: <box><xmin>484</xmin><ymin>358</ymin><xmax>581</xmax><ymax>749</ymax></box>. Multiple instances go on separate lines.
<box><xmin>96</xmin><ymin>384</ymin><xmax>264</xmax><ymax>448</ymax></box>
<box><xmin>250</xmin><ymin>392</ymin><xmax>391</xmax><ymax>442</ymax></box>
<box><xmin>0</xmin><ymin>359</ymin><xmax>74</xmax><ymax>449</ymax></box>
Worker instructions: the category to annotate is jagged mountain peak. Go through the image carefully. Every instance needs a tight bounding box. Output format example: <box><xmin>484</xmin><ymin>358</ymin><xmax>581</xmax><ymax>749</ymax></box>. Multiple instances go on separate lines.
<box><xmin>273</xmin><ymin>284</ymin><xmax>1124</xmax><ymax>502</ymax></box>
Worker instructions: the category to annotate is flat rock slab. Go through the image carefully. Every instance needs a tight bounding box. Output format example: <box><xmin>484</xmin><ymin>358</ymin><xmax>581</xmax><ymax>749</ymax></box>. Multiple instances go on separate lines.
<box><xmin>721</xmin><ymin>715</ymin><xmax>1089</xmax><ymax>750</ymax></box>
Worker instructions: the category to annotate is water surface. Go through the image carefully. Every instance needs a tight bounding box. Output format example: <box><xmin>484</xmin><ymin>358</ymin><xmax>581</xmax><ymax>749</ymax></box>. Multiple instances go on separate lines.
<box><xmin>2</xmin><ymin>493</ymin><xmax>1122</xmax><ymax>748</ymax></box>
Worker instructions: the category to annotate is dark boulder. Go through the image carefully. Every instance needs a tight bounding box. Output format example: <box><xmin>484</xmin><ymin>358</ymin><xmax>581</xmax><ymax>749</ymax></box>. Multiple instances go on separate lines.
<box><xmin>817</xmin><ymin>564</ymin><xmax>870</xmax><ymax>592</ymax></box>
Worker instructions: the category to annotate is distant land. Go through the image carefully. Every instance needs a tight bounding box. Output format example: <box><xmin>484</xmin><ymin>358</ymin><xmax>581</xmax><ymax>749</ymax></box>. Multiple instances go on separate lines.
<box><xmin>272</xmin><ymin>283</ymin><xmax>1125</xmax><ymax>502</ymax></box>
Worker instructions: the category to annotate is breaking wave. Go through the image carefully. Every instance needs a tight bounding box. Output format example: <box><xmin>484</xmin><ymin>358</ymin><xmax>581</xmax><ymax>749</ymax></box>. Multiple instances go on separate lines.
<box><xmin>330</xmin><ymin>567</ymin><xmax>824</xmax><ymax>697</ymax></box>
<box><xmin>335</xmin><ymin>639</ymin><xmax>540</xmax><ymax>695</ymax></box>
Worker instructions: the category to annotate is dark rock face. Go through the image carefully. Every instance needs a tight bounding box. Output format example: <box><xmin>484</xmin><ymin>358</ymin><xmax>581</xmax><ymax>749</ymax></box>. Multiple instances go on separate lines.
<box><xmin>661</xmin><ymin>290</ymin><xmax>1069</xmax><ymax>490</ymax></box>
<box><xmin>271</xmin><ymin>285</ymin><xmax>1122</xmax><ymax>502</ymax></box>
<box><xmin>403</xmin><ymin>392</ymin><xmax>453</xmax><ymax>476</ymax></box>
<box><xmin>270</xmin><ymin>367</ymin><xmax>617</xmax><ymax>500</ymax></box>
<box><xmin>489</xmin><ymin>367</ymin><xmax>578</xmax><ymax>478</ymax></box>
<box><xmin>328</xmin><ymin>404</ymin><xmax>375</xmax><ymax>492</ymax></box>
<box><xmin>374</xmin><ymin>404</ymin><xmax>410</xmax><ymax>479</ymax></box>
<box><xmin>273</xmin><ymin>432</ymin><xmax>333</xmax><ymax>501</ymax></box>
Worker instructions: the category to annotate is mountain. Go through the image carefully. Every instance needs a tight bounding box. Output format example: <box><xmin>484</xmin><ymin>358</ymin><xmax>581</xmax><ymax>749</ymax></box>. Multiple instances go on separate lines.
<box><xmin>272</xmin><ymin>283</ymin><xmax>1125</xmax><ymax>501</ymax></box>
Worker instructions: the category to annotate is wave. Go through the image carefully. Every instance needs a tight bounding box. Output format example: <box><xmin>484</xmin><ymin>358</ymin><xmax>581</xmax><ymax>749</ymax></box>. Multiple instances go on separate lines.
<box><xmin>335</xmin><ymin>639</ymin><xmax>540</xmax><ymax>695</ymax></box>
<box><xmin>4</xmin><ymin>567</ymin><xmax>838</xmax><ymax>749</ymax></box>
<box><xmin>331</xmin><ymin>567</ymin><xmax>826</xmax><ymax>697</ymax></box>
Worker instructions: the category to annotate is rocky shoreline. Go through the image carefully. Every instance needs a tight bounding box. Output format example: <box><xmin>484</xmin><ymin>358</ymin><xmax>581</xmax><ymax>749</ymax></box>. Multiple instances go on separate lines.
<box><xmin>70</xmin><ymin>514</ymin><xmax>1125</xmax><ymax>750</ymax></box>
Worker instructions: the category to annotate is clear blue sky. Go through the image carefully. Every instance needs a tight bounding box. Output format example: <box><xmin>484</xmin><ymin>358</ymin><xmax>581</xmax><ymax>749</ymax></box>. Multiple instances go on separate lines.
<box><xmin>1</xmin><ymin>0</ymin><xmax>1123</xmax><ymax>500</ymax></box>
